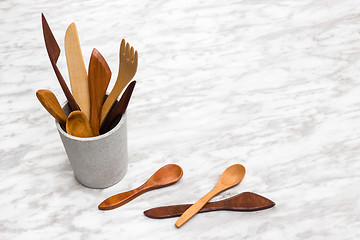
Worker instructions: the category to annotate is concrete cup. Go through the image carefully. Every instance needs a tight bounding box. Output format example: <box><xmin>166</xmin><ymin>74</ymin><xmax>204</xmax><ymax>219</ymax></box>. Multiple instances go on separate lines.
<box><xmin>55</xmin><ymin>102</ymin><xmax>128</xmax><ymax>189</ymax></box>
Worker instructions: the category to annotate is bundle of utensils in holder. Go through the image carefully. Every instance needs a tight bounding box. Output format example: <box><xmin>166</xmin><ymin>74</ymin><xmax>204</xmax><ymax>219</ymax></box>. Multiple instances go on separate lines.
<box><xmin>37</xmin><ymin>14</ymin><xmax>137</xmax><ymax>137</ymax></box>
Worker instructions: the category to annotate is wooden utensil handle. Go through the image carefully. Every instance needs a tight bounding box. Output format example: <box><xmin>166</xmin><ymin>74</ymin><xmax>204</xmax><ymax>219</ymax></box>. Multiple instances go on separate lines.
<box><xmin>51</xmin><ymin>61</ymin><xmax>79</xmax><ymax>111</ymax></box>
<box><xmin>98</xmin><ymin>184</ymin><xmax>150</xmax><ymax>210</ymax></box>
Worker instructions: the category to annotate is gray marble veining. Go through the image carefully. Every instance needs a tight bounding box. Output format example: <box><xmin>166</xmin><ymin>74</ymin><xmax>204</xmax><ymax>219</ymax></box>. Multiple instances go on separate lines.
<box><xmin>0</xmin><ymin>0</ymin><xmax>360</xmax><ymax>239</ymax></box>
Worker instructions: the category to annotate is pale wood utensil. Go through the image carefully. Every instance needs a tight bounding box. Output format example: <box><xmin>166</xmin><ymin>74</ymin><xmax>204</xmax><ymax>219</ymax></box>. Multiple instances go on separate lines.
<box><xmin>144</xmin><ymin>192</ymin><xmax>275</xmax><ymax>219</ymax></box>
<box><xmin>175</xmin><ymin>164</ymin><xmax>246</xmax><ymax>228</ymax></box>
<box><xmin>100</xmin><ymin>39</ymin><xmax>138</xmax><ymax>126</ymax></box>
<box><xmin>41</xmin><ymin>13</ymin><xmax>79</xmax><ymax>112</ymax></box>
<box><xmin>65</xmin><ymin>22</ymin><xmax>90</xmax><ymax>119</ymax></box>
<box><xmin>98</xmin><ymin>164</ymin><xmax>183</xmax><ymax>210</ymax></box>
<box><xmin>66</xmin><ymin>111</ymin><xmax>94</xmax><ymax>138</ymax></box>
<box><xmin>100</xmin><ymin>81</ymin><xmax>136</xmax><ymax>134</ymax></box>
<box><xmin>88</xmin><ymin>48</ymin><xmax>112</xmax><ymax>135</ymax></box>
<box><xmin>36</xmin><ymin>89</ymin><xmax>67</xmax><ymax>125</ymax></box>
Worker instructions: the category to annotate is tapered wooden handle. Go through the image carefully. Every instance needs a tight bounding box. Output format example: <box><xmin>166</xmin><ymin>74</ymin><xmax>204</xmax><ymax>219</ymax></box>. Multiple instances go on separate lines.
<box><xmin>98</xmin><ymin>185</ymin><xmax>149</xmax><ymax>210</ymax></box>
<box><xmin>175</xmin><ymin>188</ymin><xmax>219</xmax><ymax>228</ymax></box>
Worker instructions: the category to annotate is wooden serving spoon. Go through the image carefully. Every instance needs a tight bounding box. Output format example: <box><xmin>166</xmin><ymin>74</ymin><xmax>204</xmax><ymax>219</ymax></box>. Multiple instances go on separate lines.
<box><xmin>65</xmin><ymin>22</ymin><xmax>90</xmax><ymax>119</ymax></box>
<box><xmin>100</xmin><ymin>81</ymin><xmax>136</xmax><ymax>134</ymax></box>
<box><xmin>66</xmin><ymin>111</ymin><xmax>94</xmax><ymax>138</ymax></box>
<box><xmin>88</xmin><ymin>48</ymin><xmax>111</xmax><ymax>135</ymax></box>
<box><xmin>144</xmin><ymin>192</ymin><xmax>275</xmax><ymax>219</ymax></box>
<box><xmin>98</xmin><ymin>164</ymin><xmax>183</xmax><ymax>210</ymax></box>
<box><xmin>41</xmin><ymin>13</ymin><xmax>79</xmax><ymax>112</ymax></box>
<box><xmin>175</xmin><ymin>164</ymin><xmax>246</xmax><ymax>228</ymax></box>
<box><xmin>36</xmin><ymin>89</ymin><xmax>67</xmax><ymax>125</ymax></box>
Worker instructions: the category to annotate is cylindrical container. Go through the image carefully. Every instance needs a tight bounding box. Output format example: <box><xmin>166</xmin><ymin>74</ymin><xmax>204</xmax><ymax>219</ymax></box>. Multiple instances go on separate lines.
<box><xmin>55</xmin><ymin>102</ymin><xmax>128</xmax><ymax>189</ymax></box>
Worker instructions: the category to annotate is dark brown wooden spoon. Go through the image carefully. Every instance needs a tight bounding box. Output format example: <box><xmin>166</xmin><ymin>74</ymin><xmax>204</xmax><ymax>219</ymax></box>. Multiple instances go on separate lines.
<box><xmin>98</xmin><ymin>164</ymin><xmax>183</xmax><ymax>210</ymax></box>
<box><xmin>144</xmin><ymin>192</ymin><xmax>275</xmax><ymax>219</ymax></box>
<box><xmin>100</xmin><ymin>81</ymin><xmax>136</xmax><ymax>134</ymax></box>
<box><xmin>41</xmin><ymin>13</ymin><xmax>79</xmax><ymax>112</ymax></box>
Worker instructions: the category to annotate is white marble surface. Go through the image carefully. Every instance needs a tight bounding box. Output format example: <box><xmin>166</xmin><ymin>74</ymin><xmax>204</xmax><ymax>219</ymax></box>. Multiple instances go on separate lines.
<box><xmin>1</xmin><ymin>0</ymin><xmax>360</xmax><ymax>239</ymax></box>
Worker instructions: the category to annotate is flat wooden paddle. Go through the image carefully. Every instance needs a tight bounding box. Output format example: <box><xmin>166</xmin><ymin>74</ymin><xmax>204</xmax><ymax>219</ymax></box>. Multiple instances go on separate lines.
<box><xmin>65</xmin><ymin>22</ymin><xmax>90</xmax><ymax>119</ymax></box>
<box><xmin>41</xmin><ymin>13</ymin><xmax>79</xmax><ymax>112</ymax></box>
<box><xmin>98</xmin><ymin>164</ymin><xmax>183</xmax><ymax>210</ymax></box>
<box><xmin>66</xmin><ymin>111</ymin><xmax>94</xmax><ymax>138</ymax></box>
<box><xmin>36</xmin><ymin>89</ymin><xmax>67</xmax><ymax>125</ymax></box>
<box><xmin>175</xmin><ymin>164</ymin><xmax>246</xmax><ymax>228</ymax></box>
<box><xmin>144</xmin><ymin>192</ymin><xmax>275</xmax><ymax>219</ymax></box>
<box><xmin>100</xmin><ymin>81</ymin><xmax>136</xmax><ymax>134</ymax></box>
<box><xmin>88</xmin><ymin>48</ymin><xmax>111</xmax><ymax>135</ymax></box>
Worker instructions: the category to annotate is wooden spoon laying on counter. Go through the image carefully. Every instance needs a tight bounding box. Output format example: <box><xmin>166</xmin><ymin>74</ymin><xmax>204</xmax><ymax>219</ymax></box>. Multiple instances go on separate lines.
<box><xmin>65</xmin><ymin>22</ymin><xmax>90</xmax><ymax>119</ymax></box>
<box><xmin>66</xmin><ymin>111</ymin><xmax>94</xmax><ymax>138</ymax></box>
<box><xmin>36</xmin><ymin>89</ymin><xmax>67</xmax><ymax>125</ymax></box>
<box><xmin>98</xmin><ymin>164</ymin><xmax>183</xmax><ymax>210</ymax></box>
<box><xmin>88</xmin><ymin>48</ymin><xmax>111</xmax><ymax>136</ymax></box>
<box><xmin>144</xmin><ymin>192</ymin><xmax>275</xmax><ymax>219</ymax></box>
<box><xmin>175</xmin><ymin>164</ymin><xmax>246</xmax><ymax>228</ymax></box>
<box><xmin>41</xmin><ymin>13</ymin><xmax>79</xmax><ymax>112</ymax></box>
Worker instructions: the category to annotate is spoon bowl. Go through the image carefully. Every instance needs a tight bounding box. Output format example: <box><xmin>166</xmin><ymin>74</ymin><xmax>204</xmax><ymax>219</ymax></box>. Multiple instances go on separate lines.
<box><xmin>218</xmin><ymin>164</ymin><xmax>246</xmax><ymax>187</ymax></box>
<box><xmin>147</xmin><ymin>164</ymin><xmax>183</xmax><ymax>186</ymax></box>
<box><xmin>66</xmin><ymin>111</ymin><xmax>94</xmax><ymax>138</ymax></box>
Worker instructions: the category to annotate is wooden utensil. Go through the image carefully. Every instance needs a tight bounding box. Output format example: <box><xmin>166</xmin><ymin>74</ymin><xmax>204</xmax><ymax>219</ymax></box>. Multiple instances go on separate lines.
<box><xmin>66</xmin><ymin>111</ymin><xmax>94</xmax><ymax>138</ymax></box>
<box><xmin>65</xmin><ymin>22</ymin><xmax>90</xmax><ymax>119</ymax></box>
<box><xmin>100</xmin><ymin>81</ymin><xmax>136</xmax><ymax>134</ymax></box>
<box><xmin>98</xmin><ymin>164</ymin><xmax>183</xmax><ymax>210</ymax></box>
<box><xmin>175</xmin><ymin>164</ymin><xmax>246</xmax><ymax>228</ymax></box>
<box><xmin>88</xmin><ymin>48</ymin><xmax>111</xmax><ymax>135</ymax></box>
<box><xmin>41</xmin><ymin>13</ymin><xmax>79</xmax><ymax>112</ymax></box>
<box><xmin>144</xmin><ymin>192</ymin><xmax>275</xmax><ymax>219</ymax></box>
<box><xmin>36</xmin><ymin>89</ymin><xmax>67</xmax><ymax>125</ymax></box>
<box><xmin>100</xmin><ymin>39</ymin><xmax>138</xmax><ymax>126</ymax></box>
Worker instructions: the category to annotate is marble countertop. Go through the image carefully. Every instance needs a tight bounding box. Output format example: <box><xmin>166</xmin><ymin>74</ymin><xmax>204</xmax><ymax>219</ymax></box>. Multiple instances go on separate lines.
<box><xmin>1</xmin><ymin>0</ymin><xmax>360</xmax><ymax>239</ymax></box>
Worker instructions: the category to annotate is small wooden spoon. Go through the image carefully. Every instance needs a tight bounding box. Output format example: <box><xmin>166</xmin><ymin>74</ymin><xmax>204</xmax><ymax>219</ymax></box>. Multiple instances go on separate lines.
<box><xmin>175</xmin><ymin>164</ymin><xmax>246</xmax><ymax>228</ymax></box>
<box><xmin>88</xmin><ymin>48</ymin><xmax>111</xmax><ymax>135</ymax></box>
<box><xmin>36</xmin><ymin>89</ymin><xmax>67</xmax><ymax>125</ymax></box>
<box><xmin>66</xmin><ymin>111</ymin><xmax>94</xmax><ymax>138</ymax></box>
<box><xmin>98</xmin><ymin>164</ymin><xmax>183</xmax><ymax>210</ymax></box>
<box><xmin>144</xmin><ymin>192</ymin><xmax>275</xmax><ymax>219</ymax></box>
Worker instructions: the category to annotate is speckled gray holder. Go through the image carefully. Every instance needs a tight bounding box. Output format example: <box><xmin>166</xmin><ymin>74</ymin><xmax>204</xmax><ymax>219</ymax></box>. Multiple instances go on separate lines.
<box><xmin>55</xmin><ymin>103</ymin><xmax>128</xmax><ymax>189</ymax></box>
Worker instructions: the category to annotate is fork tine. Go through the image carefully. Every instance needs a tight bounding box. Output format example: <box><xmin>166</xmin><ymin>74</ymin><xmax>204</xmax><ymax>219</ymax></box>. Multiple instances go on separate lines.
<box><xmin>120</xmin><ymin>39</ymin><xmax>126</xmax><ymax>55</ymax></box>
<box><xmin>126</xmin><ymin>43</ymin><xmax>130</xmax><ymax>59</ymax></box>
<box><xmin>134</xmin><ymin>50</ymin><xmax>138</xmax><ymax>66</ymax></box>
<box><xmin>130</xmin><ymin>47</ymin><xmax>134</xmax><ymax>62</ymax></box>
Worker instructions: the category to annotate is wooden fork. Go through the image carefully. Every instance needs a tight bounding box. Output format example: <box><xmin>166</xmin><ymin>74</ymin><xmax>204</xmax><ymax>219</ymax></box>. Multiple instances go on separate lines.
<box><xmin>100</xmin><ymin>39</ymin><xmax>138</xmax><ymax>126</ymax></box>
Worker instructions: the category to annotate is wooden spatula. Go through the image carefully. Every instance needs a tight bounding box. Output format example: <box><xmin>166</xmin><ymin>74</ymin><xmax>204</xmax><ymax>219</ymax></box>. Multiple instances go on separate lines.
<box><xmin>65</xmin><ymin>22</ymin><xmax>90</xmax><ymax>119</ymax></box>
<box><xmin>100</xmin><ymin>81</ymin><xmax>136</xmax><ymax>134</ymax></box>
<box><xmin>41</xmin><ymin>13</ymin><xmax>79</xmax><ymax>112</ymax></box>
<box><xmin>36</xmin><ymin>89</ymin><xmax>67</xmax><ymax>125</ymax></box>
<box><xmin>88</xmin><ymin>48</ymin><xmax>111</xmax><ymax>135</ymax></box>
<box><xmin>144</xmin><ymin>192</ymin><xmax>275</xmax><ymax>219</ymax></box>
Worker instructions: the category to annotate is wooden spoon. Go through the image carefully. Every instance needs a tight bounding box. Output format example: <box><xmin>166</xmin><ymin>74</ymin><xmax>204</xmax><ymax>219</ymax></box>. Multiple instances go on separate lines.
<box><xmin>100</xmin><ymin>81</ymin><xmax>136</xmax><ymax>134</ymax></box>
<box><xmin>175</xmin><ymin>164</ymin><xmax>246</xmax><ymax>228</ymax></box>
<box><xmin>36</xmin><ymin>89</ymin><xmax>67</xmax><ymax>125</ymax></box>
<box><xmin>98</xmin><ymin>164</ymin><xmax>183</xmax><ymax>210</ymax></box>
<box><xmin>144</xmin><ymin>192</ymin><xmax>275</xmax><ymax>219</ymax></box>
<box><xmin>41</xmin><ymin>13</ymin><xmax>79</xmax><ymax>112</ymax></box>
<box><xmin>88</xmin><ymin>48</ymin><xmax>111</xmax><ymax>135</ymax></box>
<box><xmin>65</xmin><ymin>22</ymin><xmax>90</xmax><ymax>119</ymax></box>
<box><xmin>66</xmin><ymin>111</ymin><xmax>94</xmax><ymax>138</ymax></box>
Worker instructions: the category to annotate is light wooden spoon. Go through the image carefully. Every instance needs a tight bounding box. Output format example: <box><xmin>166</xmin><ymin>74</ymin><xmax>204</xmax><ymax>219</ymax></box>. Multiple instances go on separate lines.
<box><xmin>100</xmin><ymin>39</ymin><xmax>138</xmax><ymax>126</ymax></box>
<box><xmin>88</xmin><ymin>48</ymin><xmax>111</xmax><ymax>135</ymax></box>
<box><xmin>65</xmin><ymin>22</ymin><xmax>90</xmax><ymax>119</ymax></box>
<box><xmin>36</xmin><ymin>89</ymin><xmax>67</xmax><ymax>125</ymax></box>
<box><xmin>175</xmin><ymin>164</ymin><xmax>246</xmax><ymax>228</ymax></box>
<box><xmin>66</xmin><ymin>111</ymin><xmax>94</xmax><ymax>138</ymax></box>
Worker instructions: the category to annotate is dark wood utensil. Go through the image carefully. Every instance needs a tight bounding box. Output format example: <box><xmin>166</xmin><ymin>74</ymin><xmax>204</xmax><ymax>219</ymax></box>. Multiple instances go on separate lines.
<box><xmin>100</xmin><ymin>81</ymin><xmax>136</xmax><ymax>134</ymax></box>
<box><xmin>41</xmin><ymin>13</ymin><xmax>79</xmax><ymax>112</ymax></box>
<box><xmin>144</xmin><ymin>192</ymin><xmax>275</xmax><ymax>219</ymax></box>
<box><xmin>88</xmin><ymin>48</ymin><xmax>111</xmax><ymax>136</ymax></box>
<box><xmin>98</xmin><ymin>164</ymin><xmax>183</xmax><ymax>210</ymax></box>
